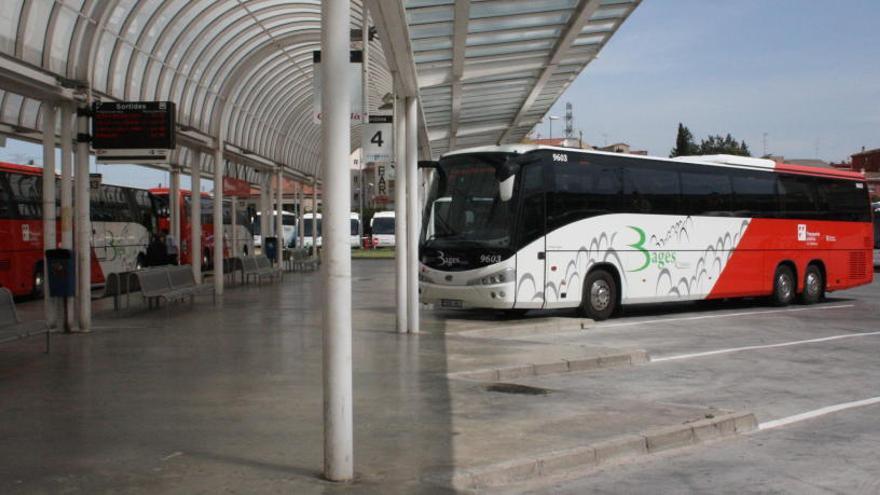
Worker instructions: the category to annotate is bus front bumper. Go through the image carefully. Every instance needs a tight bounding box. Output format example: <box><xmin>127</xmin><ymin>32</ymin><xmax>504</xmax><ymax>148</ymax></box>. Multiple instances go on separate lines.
<box><xmin>419</xmin><ymin>281</ymin><xmax>515</xmax><ymax>310</ymax></box>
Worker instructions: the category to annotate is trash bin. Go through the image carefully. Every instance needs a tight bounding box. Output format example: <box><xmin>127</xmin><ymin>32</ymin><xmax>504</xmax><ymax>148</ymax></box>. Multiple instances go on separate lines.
<box><xmin>46</xmin><ymin>249</ymin><xmax>75</xmax><ymax>298</ymax></box>
<box><xmin>264</xmin><ymin>237</ymin><xmax>278</xmax><ymax>263</ymax></box>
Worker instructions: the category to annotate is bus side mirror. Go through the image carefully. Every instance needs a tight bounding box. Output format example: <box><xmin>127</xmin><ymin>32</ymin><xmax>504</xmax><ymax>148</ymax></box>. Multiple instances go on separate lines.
<box><xmin>499</xmin><ymin>176</ymin><xmax>515</xmax><ymax>202</ymax></box>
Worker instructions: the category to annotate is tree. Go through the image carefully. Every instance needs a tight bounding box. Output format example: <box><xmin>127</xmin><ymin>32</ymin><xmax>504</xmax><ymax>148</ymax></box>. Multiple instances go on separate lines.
<box><xmin>670</xmin><ymin>123</ymin><xmax>698</xmax><ymax>157</ymax></box>
<box><xmin>697</xmin><ymin>133</ymin><xmax>751</xmax><ymax>156</ymax></box>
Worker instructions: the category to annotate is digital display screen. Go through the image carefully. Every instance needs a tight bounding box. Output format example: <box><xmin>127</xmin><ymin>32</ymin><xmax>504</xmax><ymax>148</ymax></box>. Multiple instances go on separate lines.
<box><xmin>92</xmin><ymin>101</ymin><xmax>176</xmax><ymax>150</ymax></box>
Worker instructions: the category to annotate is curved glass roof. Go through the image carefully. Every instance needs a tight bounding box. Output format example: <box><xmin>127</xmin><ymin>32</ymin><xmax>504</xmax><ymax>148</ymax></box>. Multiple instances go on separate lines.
<box><xmin>0</xmin><ymin>0</ymin><xmax>638</xmax><ymax>181</ymax></box>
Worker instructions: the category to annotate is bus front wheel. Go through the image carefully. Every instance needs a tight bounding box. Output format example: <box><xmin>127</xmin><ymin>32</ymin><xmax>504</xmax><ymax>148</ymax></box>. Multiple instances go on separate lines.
<box><xmin>771</xmin><ymin>265</ymin><xmax>796</xmax><ymax>306</ymax></box>
<box><xmin>580</xmin><ymin>269</ymin><xmax>617</xmax><ymax>321</ymax></box>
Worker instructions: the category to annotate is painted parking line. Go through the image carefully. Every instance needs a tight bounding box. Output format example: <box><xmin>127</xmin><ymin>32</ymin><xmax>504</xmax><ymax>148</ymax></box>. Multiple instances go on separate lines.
<box><xmin>596</xmin><ymin>303</ymin><xmax>856</xmax><ymax>330</ymax></box>
<box><xmin>758</xmin><ymin>397</ymin><xmax>880</xmax><ymax>431</ymax></box>
<box><xmin>650</xmin><ymin>330</ymin><xmax>880</xmax><ymax>363</ymax></box>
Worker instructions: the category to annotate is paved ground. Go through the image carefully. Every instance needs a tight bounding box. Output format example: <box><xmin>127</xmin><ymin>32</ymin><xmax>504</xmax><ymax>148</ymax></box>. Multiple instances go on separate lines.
<box><xmin>502</xmin><ymin>277</ymin><xmax>880</xmax><ymax>494</ymax></box>
<box><xmin>2</xmin><ymin>261</ymin><xmax>878</xmax><ymax>494</ymax></box>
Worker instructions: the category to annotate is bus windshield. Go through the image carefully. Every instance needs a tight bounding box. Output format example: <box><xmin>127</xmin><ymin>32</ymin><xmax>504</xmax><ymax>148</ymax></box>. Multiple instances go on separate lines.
<box><xmin>372</xmin><ymin>217</ymin><xmax>394</xmax><ymax>235</ymax></box>
<box><xmin>421</xmin><ymin>153</ymin><xmax>515</xmax><ymax>249</ymax></box>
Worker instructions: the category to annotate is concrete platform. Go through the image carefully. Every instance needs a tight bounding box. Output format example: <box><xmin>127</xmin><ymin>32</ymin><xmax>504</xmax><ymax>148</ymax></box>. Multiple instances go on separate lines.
<box><xmin>1</xmin><ymin>260</ymin><xmax>758</xmax><ymax>494</ymax></box>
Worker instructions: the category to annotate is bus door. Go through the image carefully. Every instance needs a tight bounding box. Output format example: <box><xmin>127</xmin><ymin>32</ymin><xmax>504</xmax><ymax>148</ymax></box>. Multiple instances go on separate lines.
<box><xmin>514</xmin><ymin>161</ymin><xmax>547</xmax><ymax>309</ymax></box>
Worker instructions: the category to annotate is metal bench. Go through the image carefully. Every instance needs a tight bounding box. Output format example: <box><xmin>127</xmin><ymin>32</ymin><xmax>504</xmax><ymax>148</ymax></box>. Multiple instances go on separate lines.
<box><xmin>167</xmin><ymin>265</ymin><xmax>215</xmax><ymax>303</ymax></box>
<box><xmin>135</xmin><ymin>267</ymin><xmax>197</xmax><ymax>309</ymax></box>
<box><xmin>242</xmin><ymin>256</ymin><xmax>281</xmax><ymax>284</ymax></box>
<box><xmin>0</xmin><ymin>287</ymin><xmax>49</xmax><ymax>352</ymax></box>
<box><xmin>104</xmin><ymin>271</ymin><xmax>141</xmax><ymax>310</ymax></box>
<box><xmin>289</xmin><ymin>248</ymin><xmax>319</xmax><ymax>272</ymax></box>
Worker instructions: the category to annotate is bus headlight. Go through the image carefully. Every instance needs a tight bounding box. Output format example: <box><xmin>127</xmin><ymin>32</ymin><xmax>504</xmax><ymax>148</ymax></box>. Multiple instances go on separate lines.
<box><xmin>467</xmin><ymin>267</ymin><xmax>515</xmax><ymax>286</ymax></box>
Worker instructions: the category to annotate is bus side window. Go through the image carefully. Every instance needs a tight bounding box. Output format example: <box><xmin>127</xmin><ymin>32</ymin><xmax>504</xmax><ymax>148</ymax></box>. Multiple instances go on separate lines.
<box><xmin>622</xmin><ymin>164</ymin><xmax>680</xmax><ymax>215</ymax></box>
<box><xmin>778</xmin><ymin>175</ymin><xmax>819</xmax><ymax>220</ymax></box>
<box><xmin>0</xmin><ymin>172</ymin><xmax>14</xmax><ymax>219</ymax></box>
<box><xmin>731</xmin><ymin>171</ymin><xmax>778</xmax><ymax>218</ymax></box>
<box><xmin>517</xmin><ymin>164</ymin><xmax>545</xmax><ymax>247</ymax></box>
<box><xmin>681</xmin><ymin>170</ymin><xmax>733</xmax><ymax>217</ymax></box>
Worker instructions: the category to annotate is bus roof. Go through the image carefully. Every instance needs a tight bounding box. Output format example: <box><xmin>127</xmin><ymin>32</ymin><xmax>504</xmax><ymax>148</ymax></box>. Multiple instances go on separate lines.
<box><xmin>0</xmin><ymin>161</ymin><xmax>44</xmax><ymax>175</ymax></box>
<box><xmin>149</xmin><ymin>188</ymin><xmax>212</xmax><ymax>198</ymax></box>
<box><xmin>442</xmin><ymin>145</ymin><xmax>865</xmax><ymax>181</ymax></box>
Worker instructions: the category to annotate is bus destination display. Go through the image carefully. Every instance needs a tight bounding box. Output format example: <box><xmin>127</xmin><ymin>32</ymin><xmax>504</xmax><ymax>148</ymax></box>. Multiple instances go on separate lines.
<box><xmin>92</xmin><ymin>101</ymin><xmax>176</xmax><ymax>150</ymax></box>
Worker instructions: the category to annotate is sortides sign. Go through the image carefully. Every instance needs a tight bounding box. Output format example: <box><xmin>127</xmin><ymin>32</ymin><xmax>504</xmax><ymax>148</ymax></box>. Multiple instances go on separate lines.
<box><xmin>92</xmin><ymin>101</ymin><xmax>176</xmax><ymax>164</ymax></box>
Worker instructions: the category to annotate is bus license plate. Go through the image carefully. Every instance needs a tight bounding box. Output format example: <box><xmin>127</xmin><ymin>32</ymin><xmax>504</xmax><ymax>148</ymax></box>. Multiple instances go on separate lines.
<box><xmin>440</xmin><ymin>299</ymin><xmax>463</xmax><ymax>308</ymax></box>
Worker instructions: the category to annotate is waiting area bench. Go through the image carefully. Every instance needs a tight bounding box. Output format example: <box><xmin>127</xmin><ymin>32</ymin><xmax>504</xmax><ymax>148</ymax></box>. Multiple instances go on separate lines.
<box><xmin>0</xmin><ymin>287</ymin><xmax>49</xmax><ymax>352</ymax></box>
<box><xmin>104</xmin><ymin>271</ymin><xmax>141</xmax><ymax>310</ymax></box>
<box><xmin>241</xmin><ymin>255</ymin><xmax>283</xmax><ymax>285</ymax></box>
<box><xmin>134</xmin><ymin>265</ymin><xmax>214</xmax><ymax>309</ymax></box>
<box><xmin>284</xmin><ymin>248</ymin><xmax>319</xmax><ymax>272</ymax></box>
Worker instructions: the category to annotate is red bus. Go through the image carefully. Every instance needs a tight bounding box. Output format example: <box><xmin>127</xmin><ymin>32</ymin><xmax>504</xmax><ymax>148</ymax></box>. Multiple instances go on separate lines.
<box><xmin>0</xmin><ymin>162</ymin><xmax>157</xmax><ymax>297</ymax></box>
<box><xmin>150</xmin><ymin>189</ymin><xmax>253</xmax><ymax>268</ymax></box>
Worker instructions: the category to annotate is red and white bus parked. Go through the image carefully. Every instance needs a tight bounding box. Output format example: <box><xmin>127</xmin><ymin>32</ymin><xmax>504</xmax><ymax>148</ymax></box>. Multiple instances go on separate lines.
<box><xmin>418</xmin><ymin>146</ymin><xmax>874</xmax><ymax>319</ymax></box>
<box><xmin>150</xmin><ymin>189</ymin><xmax>253</xmax><ymax>268</ymax></box>
<box><xmin>0</xmin><ymin>162</ymin><xmax>156</xmax><ymax>297</ymax></box>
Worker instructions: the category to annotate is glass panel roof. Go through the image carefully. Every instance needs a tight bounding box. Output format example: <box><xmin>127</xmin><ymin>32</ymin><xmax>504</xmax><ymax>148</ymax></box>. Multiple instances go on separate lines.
<box><xmin>0</xmin><ymin>0</ymin><xmax>638</xmax><ymax>175</ymax></box>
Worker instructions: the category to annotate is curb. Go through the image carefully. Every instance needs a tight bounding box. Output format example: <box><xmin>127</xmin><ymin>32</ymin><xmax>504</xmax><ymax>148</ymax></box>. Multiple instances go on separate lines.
<box><xmin>448</xmin><ymin>349</ymin><xmax>648</xmax><ymax>381</ymax></box>
<box><xmin>450</xmin><ymin>411</ymin><xmax>758</xmax><ymax>490</ymax></box>
<box><xmin>450</xmin><ymin>318</ymin><xmax>591</xmax><ymax>338</ymax></box>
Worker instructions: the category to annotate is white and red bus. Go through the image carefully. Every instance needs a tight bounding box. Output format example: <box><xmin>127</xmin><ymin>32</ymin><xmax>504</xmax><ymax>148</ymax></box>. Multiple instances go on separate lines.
<box><xmin>150</xmin><ymin>189</ymin><xmax>254</xmax><ymax>268</ymax></box>
<box><xmin>0</xmin><ymin>162</ymin><xmax>156</xmax><ymax>297</ymax></box>
<box><xmin>418</xmin><ymin>146</ymin><xmax>874</xmax><ymax>320</ymax></box>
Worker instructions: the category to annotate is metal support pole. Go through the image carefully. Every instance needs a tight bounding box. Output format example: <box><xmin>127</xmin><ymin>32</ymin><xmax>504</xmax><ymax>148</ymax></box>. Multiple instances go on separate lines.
<box><xmin>60</xmin><ymin>104</ymin><xmax>74</xmax><ymax>332</ymax></box>
<box><xmin>312</xmin><ymin>176</ymin><xmax>318</xmax><ymax>252</ymax></box>
<box><xmin>74</xmin><ymin>107</ymin><xmax>91</xmax><ymax>332</ymax></box>
<box><xmin>190</xmin><ymin>152</ymin><xmax>202</xmax><ymax>283</ymax></box>
<box><xmin>405</xmin><ymin>97</ymin><xmax>419</xmax><ymax>334</ymax></box>
<box><xmin>260</xmin><ymin>174</ymin><xmax>270</xmax><ymax>250</ymax></box>
<box><xmin>213</xmin><ymin>146</ymin><xmax>224</xmax><ymax>296</ymax></box>
<box><xmin>170</xmin><ymin>166</ymin><xmax>180</xmax><ymax>264</ymax></box>
<box><xmin>231</xmin><ymin>195</ymin><xmax>238</xmax><ymax>257</ymax></box>
<box><xmin>297</xmin><ymin>183</ymin><xmax>305</xmax><ymax>248</ymax></box>
<box><xmin>41</xmin><ymin>103</ymin><xmax>57</xmax><ymax>328</ymax></box>
<box><xmin>393</xmin><ymin>83</ymin><xmax>407</xmax><ymax>333</ymax></box>
<box><xmin>321</xmin><ymin>0</ymin><xmax>353</xmax><ymax>481</ymax></box>
<box><xmin>275</xmin><ymin>169</ymin><xmax>283</xmax><ymax>263</ymax></box>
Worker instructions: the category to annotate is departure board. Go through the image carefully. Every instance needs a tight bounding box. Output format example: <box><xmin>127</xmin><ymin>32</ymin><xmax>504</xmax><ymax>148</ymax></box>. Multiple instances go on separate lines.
<box><xmin>92</xmin><ymin>101</ymin><xmax>176</xmax><ymax>150</ymax></box>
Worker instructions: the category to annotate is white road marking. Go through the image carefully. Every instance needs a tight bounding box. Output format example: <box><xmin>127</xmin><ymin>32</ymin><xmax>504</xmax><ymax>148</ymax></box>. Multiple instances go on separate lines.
<box><xmin>597</xmin><ymin>304</ymin><xmax>855</xmax><ymax>329</ymax></box>
<box><xmin>161</xmin><ymin>451</ymin><xmax>183</xmax><ymax>461</ymax></box>
<box><xmin>759</xmin><ymin>397</ymin><xmax>880</xmax><ymax>430</ymax></box>
<box><xmin>651</xmin><ymin>330</ymin><xmax>880</xmax><ymax>362</ymax></box>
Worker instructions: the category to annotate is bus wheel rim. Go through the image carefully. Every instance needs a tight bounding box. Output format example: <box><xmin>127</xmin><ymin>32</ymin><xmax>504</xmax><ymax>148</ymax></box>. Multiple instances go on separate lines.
<box><xmin>591</xmin><ymin>280</ymin><xmax>611</xmax><ymax>311</ymax></box>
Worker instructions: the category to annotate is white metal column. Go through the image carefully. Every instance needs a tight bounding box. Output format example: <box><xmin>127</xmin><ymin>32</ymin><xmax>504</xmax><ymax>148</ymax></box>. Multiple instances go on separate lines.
<box><xmin>170</xmin><ymin>166</ymin><xmax>180</xmax><ymax>264</ymax></box>
<box><xmin>297</xmin><ymin>183</ymin><xmax>305</xmax><ymax>248</ymax></box>
<box><xmin>231</xmin><ymin>196</ymin><xmax>238</xmax><ymax>257</ymax></box>
<box><xmin>74</xmin><ymin>107</ymin><xmax>91</xmax><ymax>332</ymax></box>
<box><xmin>190</xmin><ymin>152</ymin><xmax>202</xmax><ymax>283</ymax></box>
<box><xmin>405</xmin><ymin>97</ymin><xmax>419</xmax><ymax>334</ymax></box>
<box><xmin>275</xmin><ymin>169</ymin><xmax>283</xmax><ymax>263</ymax></box>
<box><xmin>321</xmin><ymin>0</ymin><xmax>353</xmax><ymax>481</ymax></box>
<box><xmin>60</xmin><ymin>104</ymin><xmax>74</xmax><ymax>331</ymax></box>
<box><xmin>41</xmin><ymin>103</ymin><xmax>57</xmax><ymax>328</ymax></box>
<box><xmin>393</xmin><ymin>85</ymin><xmax>407</xmax><ymax>333</ymax></box>
<box><xmin>260</xmin><ymin>174</ymin><xmax>270</xmax><ymax>249</ymax></box>
<box><xmin>312</xmin><ymin>177</ymin><xmax>318</xmax><ymax>252</ymax></box>
<box><xmin>213</xmin><ymin>147</ymin><xmax>224</xmax><ymax>296</ymax></box>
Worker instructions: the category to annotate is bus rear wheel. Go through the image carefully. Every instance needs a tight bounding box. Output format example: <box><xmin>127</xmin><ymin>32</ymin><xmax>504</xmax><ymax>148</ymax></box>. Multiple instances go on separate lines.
<box><xmin>579</xmin><ymin>269</ymin><xmax>617</xmax><ymax>321</ymax></box>
<box><xmin>771</xmin><ymin>265</ymin><xmax>796</xmax><ymax>306</ymax></box>
<box><xmin>799</xmin><ymin>265</ymin><xmax>824</xmax><ymax>305</ymax></box>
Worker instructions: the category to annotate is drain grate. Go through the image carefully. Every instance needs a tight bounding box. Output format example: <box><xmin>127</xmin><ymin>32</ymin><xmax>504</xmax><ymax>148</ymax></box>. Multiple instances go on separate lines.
<box><xmin>483</xmin><ymin>383</ymin><xmax>551</xmax><ymax>395</ymax></box>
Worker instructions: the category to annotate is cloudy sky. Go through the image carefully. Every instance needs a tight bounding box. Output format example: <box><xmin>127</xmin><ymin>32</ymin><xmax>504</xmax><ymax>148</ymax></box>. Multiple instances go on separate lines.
<box><xmin>536</xmin><ymin>0</ymin><xmax>880</xmax><ymax>161</ymax></box>
<box><xmin>2</xmin><ymin>0</ymin><xmax>878</xmax><ymax>189</ymax></box>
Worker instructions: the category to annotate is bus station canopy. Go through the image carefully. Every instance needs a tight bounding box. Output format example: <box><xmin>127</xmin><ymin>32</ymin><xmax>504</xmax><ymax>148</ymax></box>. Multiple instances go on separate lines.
<box><xmin>0</xmin><ymin>0</ymin><xmax>639</xmax><ymax>181</ymax></box>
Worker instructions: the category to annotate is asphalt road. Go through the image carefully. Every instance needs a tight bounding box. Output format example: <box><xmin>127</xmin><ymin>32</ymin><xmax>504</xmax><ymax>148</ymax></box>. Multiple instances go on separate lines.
<box><xmin>510</xmin><ymin>277</ymin><xmax>880</xmax><ymax>494</ymax></box>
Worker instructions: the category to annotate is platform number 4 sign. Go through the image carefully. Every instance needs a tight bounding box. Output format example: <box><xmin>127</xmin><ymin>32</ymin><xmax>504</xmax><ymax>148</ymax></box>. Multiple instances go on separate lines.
<box><xmin>363</xmin><ymin>115</ymin><xmax>393</xmax><ymax>163</ymax></box>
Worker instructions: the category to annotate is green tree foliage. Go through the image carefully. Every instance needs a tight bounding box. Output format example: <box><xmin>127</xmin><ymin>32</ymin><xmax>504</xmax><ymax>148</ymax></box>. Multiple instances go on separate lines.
<box><xmin>697</xmin><ymin>133</ymin><xmax>751</xmax><ymax>156</ymax></box>
<box><xmin>670</xmin><ymin>123</ymin><xmax>698</xmax><ymax>157</ymax></box>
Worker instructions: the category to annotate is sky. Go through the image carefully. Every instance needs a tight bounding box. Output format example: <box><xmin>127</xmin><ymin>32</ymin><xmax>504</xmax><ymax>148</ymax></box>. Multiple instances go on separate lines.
<box><xmin>1</xmin><ymin>0</ymin><xmax>878</xmax><ymax>189</ymax></box>
<box><xmin>536</xmin><ymin>0</ymin><xmax>880</xmax><ymax>162</ymax></box>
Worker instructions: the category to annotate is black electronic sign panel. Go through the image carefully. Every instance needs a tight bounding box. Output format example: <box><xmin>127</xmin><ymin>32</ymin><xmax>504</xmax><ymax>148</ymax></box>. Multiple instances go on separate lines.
<box><xmin>92</xmin><ymin>101</ymin><xmax>176</xmax><ymax>150</ymax></box>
